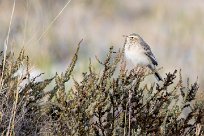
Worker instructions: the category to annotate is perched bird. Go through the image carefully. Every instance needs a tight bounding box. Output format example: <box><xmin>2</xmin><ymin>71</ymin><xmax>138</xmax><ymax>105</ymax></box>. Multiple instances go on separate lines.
<box><xmin>124</xmin><ymin>33</ymin><xmax>163</xmax><ymax>81</ymax></box>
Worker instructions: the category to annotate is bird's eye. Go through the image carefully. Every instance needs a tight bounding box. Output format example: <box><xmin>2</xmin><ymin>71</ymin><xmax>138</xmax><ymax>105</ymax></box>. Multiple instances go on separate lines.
<box><xmin>130</xmin><ymin>37</ymin><xmax>134</xmax><ymax>39</ymax></box>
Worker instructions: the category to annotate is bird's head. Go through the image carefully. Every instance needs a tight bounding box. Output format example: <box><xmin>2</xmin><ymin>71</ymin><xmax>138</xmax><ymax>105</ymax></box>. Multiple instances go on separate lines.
<box><xmin>124</xmin><ymin>33</ymin><xmax>142</xmax><ymax>46</ymax></box>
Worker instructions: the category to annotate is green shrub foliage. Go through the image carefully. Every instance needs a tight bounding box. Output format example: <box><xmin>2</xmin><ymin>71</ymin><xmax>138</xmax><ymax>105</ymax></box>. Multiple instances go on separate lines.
<box><xmin>0</xmin><ymin>41</ymin><xmax>203</xmax><ymax>136</ymax></box>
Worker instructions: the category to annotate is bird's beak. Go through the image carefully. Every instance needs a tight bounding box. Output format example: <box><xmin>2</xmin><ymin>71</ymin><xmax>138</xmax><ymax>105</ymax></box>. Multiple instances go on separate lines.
<box><xmin>123</xmin><ymin>35</ymin><xmax>128</xmax><ymax>38</ymax></box>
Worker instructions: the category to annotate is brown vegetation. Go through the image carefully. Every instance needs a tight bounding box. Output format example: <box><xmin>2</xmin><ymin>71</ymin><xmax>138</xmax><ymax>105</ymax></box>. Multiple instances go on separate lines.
<box><xmin>0</xmin><ymin>40</ymin><xmax>203</xmax><ymax>136</ymax></box>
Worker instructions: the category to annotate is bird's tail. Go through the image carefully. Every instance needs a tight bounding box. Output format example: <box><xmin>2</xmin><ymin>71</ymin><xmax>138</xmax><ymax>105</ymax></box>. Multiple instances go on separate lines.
<box><xmin>154</xmin><ymin>71</ymin><xmax>163</xmax><ymax>81</ymax></box>
<box><xmin>148</xmin><ymin>65</ymin><xmax>163</xmax><ymax>81</ymax></box>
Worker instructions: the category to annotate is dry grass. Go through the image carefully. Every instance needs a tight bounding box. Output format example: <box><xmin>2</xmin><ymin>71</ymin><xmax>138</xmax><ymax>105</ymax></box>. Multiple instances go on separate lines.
<box><xmin>0</xmin><ymin>43</ymin><xmax>203</xmax><ymax>135</ymax></box>
<box><xmin>0</xmin><ymin>1</ymin><xmax>203</xmax><ymax>90</ymax></box>
<box><xmin>0</xmin><ymin>1</ymin><xmax>204</xmax><ymax>135</ymax></box>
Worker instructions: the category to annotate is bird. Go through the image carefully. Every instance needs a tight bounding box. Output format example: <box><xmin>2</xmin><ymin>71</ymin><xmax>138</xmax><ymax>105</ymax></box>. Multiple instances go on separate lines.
<box><xmin>124</xmin><ymin>33</ymin><xmax>163</xmax><ymax>81</ymax></box>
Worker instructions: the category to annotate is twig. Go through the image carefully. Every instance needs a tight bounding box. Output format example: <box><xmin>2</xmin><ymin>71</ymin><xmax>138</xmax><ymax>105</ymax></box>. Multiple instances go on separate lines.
<box><xmin>26</xmin><ymin>0</ymin><xmax>72</xmax><ymax>45</ymax></box>
<box><xmin>128</xmin><ymin>89</ymin><xmax>132</xmax><ymax>136</ymax></box>
<box><xmin>0</xmin><ymin>0</ymin><xmax>16</xmax><ymax>91</ymax></box>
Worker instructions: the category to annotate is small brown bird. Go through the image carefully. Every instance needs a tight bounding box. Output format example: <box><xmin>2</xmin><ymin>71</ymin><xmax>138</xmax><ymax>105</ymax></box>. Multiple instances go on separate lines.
<box><xmin>124</xmin><ymin>33</ymin><xmax>163</xmax><ymax>81</ymax></box>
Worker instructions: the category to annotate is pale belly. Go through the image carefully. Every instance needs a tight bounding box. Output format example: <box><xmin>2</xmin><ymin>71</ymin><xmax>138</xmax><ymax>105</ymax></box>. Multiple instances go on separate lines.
<box><xmin>125</xmin><ymin>47</ymin><xmax>150</xmax><ymax>66</ymax></box>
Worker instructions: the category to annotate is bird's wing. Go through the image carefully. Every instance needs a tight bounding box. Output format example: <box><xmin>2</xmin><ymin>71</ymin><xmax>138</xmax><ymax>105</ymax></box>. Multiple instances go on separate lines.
<box><xmin>141</xmin><ymin>41</ymin><xmax>158</xmax><ymax>66</ymax></box>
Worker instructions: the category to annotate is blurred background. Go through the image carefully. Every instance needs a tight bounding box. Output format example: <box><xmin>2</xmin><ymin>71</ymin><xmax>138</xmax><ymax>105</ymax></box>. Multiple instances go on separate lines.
<box><xmin>0</xmin><ymin>0</ymin><xmax>203</xmax><ymax>90</ymax></box>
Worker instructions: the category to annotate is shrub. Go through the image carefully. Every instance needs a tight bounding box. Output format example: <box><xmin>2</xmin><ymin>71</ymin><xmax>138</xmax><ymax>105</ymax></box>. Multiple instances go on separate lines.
<box><xmin>0</xmin><ymin>40</ymin><xmax>203</xmax><ymax>136</ymax></box>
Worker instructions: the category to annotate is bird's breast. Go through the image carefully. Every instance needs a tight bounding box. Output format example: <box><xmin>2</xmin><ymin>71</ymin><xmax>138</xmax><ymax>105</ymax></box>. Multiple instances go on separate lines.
<box><xmin>125</xmin><ymin>46</ymin><xmax>150</xmax><ymax>66</ymax></box>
